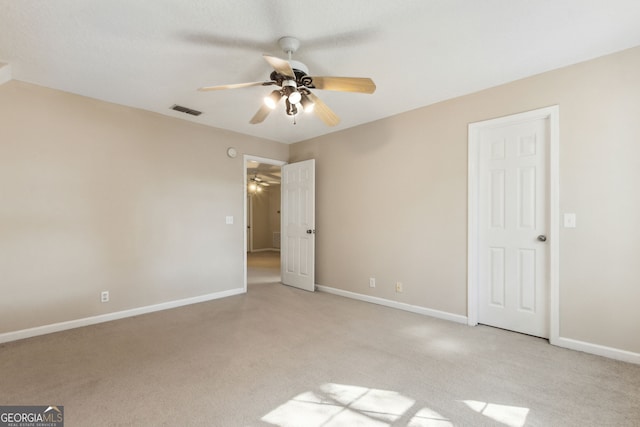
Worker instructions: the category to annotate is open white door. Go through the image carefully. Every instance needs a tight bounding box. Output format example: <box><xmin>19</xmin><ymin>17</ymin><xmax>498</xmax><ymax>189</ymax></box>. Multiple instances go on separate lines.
<box><xmin>281</xmin><ymin>159</ymin><xmax>315</xmax><ymax>291</ymax></box>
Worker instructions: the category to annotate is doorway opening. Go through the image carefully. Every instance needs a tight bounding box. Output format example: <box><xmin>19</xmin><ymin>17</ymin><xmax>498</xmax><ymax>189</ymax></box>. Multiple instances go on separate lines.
<box><xmin>244</xmin><ymin>155</ymin><xmax>286</xmax><ymax>291</ymax></box>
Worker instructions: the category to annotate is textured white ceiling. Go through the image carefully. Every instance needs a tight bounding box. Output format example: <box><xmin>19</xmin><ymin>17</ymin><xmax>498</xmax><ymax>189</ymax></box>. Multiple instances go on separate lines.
<box><xmin>1</xmin><ymin>1</ymin><xmax>640</xmax><ymax>143</ymax></box>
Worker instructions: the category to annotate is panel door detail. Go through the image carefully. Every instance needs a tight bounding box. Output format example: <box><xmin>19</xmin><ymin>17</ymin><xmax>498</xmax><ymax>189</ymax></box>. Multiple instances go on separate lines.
<box><xmin>478</xmin><ymin>119</ymin><xmax>549</xmax><ymax>338</ymax></box>
<box><xmin>281</xmin><ymin>159</ymin><xmax>315</xmax><ymax>291</ymax></box>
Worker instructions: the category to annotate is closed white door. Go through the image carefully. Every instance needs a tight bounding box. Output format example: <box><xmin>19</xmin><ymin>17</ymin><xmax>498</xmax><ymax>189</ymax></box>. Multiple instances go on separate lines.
<box><xmin>477</xmin><ymin>117</ymin><xmax>549</xmax><ymax>338</ymax></box>
<box><xmin>281</xmin><ymin>159</ymin><xmax>315</xmax><ymax>291</ymax></box>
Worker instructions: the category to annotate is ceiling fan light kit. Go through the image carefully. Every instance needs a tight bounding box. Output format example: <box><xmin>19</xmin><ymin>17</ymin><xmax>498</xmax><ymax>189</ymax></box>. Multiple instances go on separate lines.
<box><xmin>264</xmin><ymin>90</ymin><xmax>282</xmax><ymax>109</ymax></box>
<box><xmin>299</xmin><ymin>93</ymin><xmax>314</xmax><ymax>113</ymax></box>
<box><xmin>198</xmin><ymin>36</ymin><xmax>376</xmax><ymax>126</ymax></box>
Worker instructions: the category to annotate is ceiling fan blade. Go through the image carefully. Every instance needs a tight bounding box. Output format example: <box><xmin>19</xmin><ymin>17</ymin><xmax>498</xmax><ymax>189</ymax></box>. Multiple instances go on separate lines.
<box><xmin>198</xmin><ymin>81</ymin><xmax>273</xmax><ymax>91</ymax></box>
<box><xmin>263</xmin><ymin>54</ymin><xmax>295</xmax><ymax>78</ymax></box>
<box><xmin>249</xmin><ymin>104</ymin><xmax>273</xmax><ymax>124</ymax></box>
<box><xmin>306</xmin><ymin>92</ymin><xmax>340</xmax><ymax>127</ymax></box>
<box><xmin>308</xmin><ymin>77</ymin><xmax>376</xmax><ymax>94</ymax></box>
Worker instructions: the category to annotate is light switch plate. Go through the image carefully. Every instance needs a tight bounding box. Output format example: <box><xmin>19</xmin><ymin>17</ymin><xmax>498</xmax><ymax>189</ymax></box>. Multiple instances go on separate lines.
<box><xmin>564</xmin><ymin>213</ymin><xmax>576</xmax><ymax>228</ymax></box>
<box><xmin>225</xmin><ymin>216</ymin><xmax>234</xmax><ymax>225</ymax></box>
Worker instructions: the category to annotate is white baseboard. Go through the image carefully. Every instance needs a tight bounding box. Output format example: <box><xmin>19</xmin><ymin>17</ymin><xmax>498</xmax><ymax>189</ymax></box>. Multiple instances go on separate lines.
<box><xmin>0</xmin><ymin>288</ymin><xmax>245</xmax><ymax>344</ymax></box>
<box><xmin>553</xmin><ymin>336</ymin><xmax>640</xmax><ymax>365</ymax></box>
<box><xmin>5</xmin><ymin>284</ymin><xmax>637</xmax><ymax>365</ymax></box>
<box><xmin>317</xmin><ymin>286</ymin><xmax>639</xmax><ymax>364</ymax></box>
<box><xmin>316</xmin><ymin>285</ymin><xmax>468</xmax><ymax>325</ymax></box>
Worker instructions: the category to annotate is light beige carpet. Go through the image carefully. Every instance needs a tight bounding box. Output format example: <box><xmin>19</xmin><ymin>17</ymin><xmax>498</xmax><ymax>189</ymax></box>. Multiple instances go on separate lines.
<box><xmin>1</xmin><ymin>265</ymin><xmax>639</xmax><ymax>425</ymax></box>
<box><xmin>248</xmin><ymin>251</ymin><xmax>281</xmax><ymax>285</ymax></box>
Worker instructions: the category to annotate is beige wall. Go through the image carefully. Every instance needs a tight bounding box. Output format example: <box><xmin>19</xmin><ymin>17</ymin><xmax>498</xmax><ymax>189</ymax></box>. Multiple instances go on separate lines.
<box><xmin>250</xmin><ymin>191</ymin><xmax>271</xmax><ymax>250</ymax></box>
<box><xmin>269</xmin><ymin>184</ymin><xmax>281</xmax><ymax>242</ymax></box>
<box><xmin>249</xmin><ymin>184</ymin><xmax>282</xmax><ymax>250</ymax></box>
<box><xmin>0</xmin><ymin>80</ymin><xmax>288</xmax><ymax>334</ymax></box>
<box><xmin>290</xmin><ymin>46</ymin><xmax>640</xmax><ymax>354</ymax></box>
<box><xmin>3</xmin><ymin>46</ymin><xmax>640</xmax><ymax>356</ymax></box>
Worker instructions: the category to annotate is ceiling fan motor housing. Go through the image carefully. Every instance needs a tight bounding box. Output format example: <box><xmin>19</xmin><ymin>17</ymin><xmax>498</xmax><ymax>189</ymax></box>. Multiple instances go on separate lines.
<box><xmin>288</xmin><ymin>60</ymin><xmax>309</xmax><ymax>75</ymax></box>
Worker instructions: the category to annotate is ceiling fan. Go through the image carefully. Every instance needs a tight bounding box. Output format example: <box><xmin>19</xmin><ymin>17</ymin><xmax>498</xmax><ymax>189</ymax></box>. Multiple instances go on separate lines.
<box><xmin>248</xmin><ymin>174</ymin><xmax>269</xmax><ymax>193</ymax></box>
<box><xmin>198</xmin><ymin>36</ymin><xmax>376</xmax><ymax>126</ymax></box>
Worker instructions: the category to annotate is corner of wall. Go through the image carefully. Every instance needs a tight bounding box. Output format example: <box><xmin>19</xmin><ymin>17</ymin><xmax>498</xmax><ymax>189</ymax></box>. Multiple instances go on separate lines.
<box><xmin>0</xmin><ymin>62</ymin><xmax>12</xmax><ymax>85</ymax></box>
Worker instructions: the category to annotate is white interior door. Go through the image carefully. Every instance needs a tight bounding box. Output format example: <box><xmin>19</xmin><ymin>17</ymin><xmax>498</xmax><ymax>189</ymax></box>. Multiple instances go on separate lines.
<box><xmin>281</xmin><ymin>159</ymin><xmax>315</xmax><ymax>291</ymax></box>
<box><xmin>477</xmin><ymin>116</ymin><xmax>550</xmax><ymax>338</ymax></box>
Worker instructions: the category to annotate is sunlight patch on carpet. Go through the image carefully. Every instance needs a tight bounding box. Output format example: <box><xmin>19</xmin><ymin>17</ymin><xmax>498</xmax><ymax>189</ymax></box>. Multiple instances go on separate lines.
<box><xmin>461</xmin><ymin>399</ymin><xmax>529</xmax><ymax>427</ymax></box>
<box><xmin>261</xmin><ymin>383</ymin><xmax>455</xmax><ymax>426</ymax></box>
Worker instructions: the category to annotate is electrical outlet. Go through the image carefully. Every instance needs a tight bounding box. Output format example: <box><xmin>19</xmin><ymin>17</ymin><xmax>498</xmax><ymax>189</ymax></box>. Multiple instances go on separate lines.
<box><xmin>101</xmin><ymin>291</ymin><xmax>109</xmax><ymax>303</ymax></box>
<box><xmin>369</xmin><ymin>277</ymin><xmax>376</xmax><ymax>288</ymax></box>
<box><xmin>395</xmin><ymin>282</ymin><xmax>403</xmax><ymax>293</ymax></box>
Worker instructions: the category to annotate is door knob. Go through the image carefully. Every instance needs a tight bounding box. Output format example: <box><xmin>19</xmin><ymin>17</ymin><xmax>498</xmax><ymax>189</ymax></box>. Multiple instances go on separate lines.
<box><xmin>537</xmin><ymin>235</ymin><xmax>547</xmax><ymax>242</ymax></box>
<box><xmin>306</xmin><ymin>229</ymin><xmax>316</xmax><ymax>234</ymax></box>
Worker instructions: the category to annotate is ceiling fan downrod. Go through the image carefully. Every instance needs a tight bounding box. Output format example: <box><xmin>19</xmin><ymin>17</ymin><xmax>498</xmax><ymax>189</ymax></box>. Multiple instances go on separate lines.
<box><xmin>278</xmin><ymin>36</ymin><xmax>300</xmax><ymax>59</ymax></box>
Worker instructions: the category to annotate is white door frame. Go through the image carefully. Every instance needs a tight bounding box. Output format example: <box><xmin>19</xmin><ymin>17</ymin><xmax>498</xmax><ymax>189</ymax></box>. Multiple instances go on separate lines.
<box><xmin>247</xmin><ymin>194</ymin><xmax>253</xmax><ymax>253</ymax></box>
<box><xmin>467</xmin><ymin>105</ymin><xmax>560</xmax><ymax>344</ymax></box>
<box><xmin>243</xmin><ymin>155</ymin><xmax>287</xmax><ymax>292</ymax></box>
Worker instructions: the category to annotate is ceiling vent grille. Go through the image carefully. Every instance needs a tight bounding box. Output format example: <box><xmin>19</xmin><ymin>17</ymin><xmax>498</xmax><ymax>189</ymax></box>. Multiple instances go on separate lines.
<box><xmin>170</xmin><ymin>104</ymin><xmax>202</xmax><ymax>116</ymax></box>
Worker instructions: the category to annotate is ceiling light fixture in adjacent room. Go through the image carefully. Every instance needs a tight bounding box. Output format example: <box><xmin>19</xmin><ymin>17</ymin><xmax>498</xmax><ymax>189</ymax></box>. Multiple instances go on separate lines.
<box><xmin>248</xmin><ymin>175</ymin><xmax>269</xmax><ymax>194</ymax></box>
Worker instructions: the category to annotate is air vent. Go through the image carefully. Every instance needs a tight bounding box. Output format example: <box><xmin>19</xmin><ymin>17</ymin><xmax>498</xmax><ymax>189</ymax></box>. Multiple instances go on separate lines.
<box><xmin>170</xmin><ymin>104</ymin><xmax>202</xmax><ymax>116</ymax></box>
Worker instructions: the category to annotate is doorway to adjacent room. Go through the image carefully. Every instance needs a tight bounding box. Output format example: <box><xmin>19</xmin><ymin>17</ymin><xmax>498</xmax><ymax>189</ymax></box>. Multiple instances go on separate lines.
<box><xmin>245</xmin><ymin>156</ymin><xmax>285</xmax><ymax>289</ymax></box>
